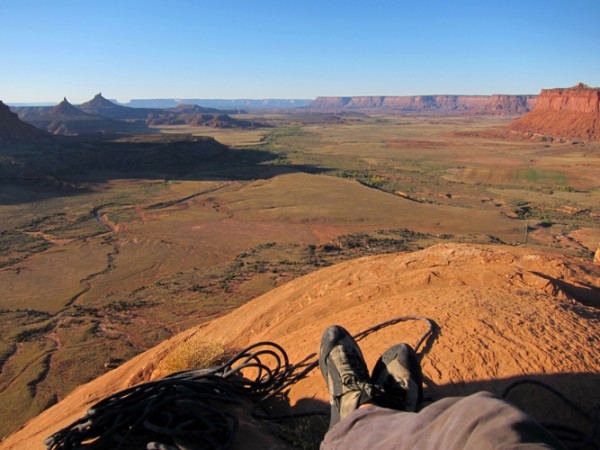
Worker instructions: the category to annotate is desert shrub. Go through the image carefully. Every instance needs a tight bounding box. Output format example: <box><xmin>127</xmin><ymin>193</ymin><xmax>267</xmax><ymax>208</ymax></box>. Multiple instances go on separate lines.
<box><xmin>157</xmin><ymin>334</ymin><xmax>225</xmax><ymax>375</ymax></box>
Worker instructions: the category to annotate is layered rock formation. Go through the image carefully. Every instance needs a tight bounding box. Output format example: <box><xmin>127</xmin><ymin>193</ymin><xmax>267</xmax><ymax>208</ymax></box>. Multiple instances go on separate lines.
<box><xmin>533</xmin><ymin>84</ymin><xmax>599</xmax><ymax>113</ymax></box>
<box><xmin>125</xmin><ymin>98</ymin><xmax>311</xmax><ymax>109</ymax></box>
<box><xmin>486</xmin><ymin>94</ymin><xmax>536</xmax><ymax>114</ymax></box>
<box><xmin>508</xmin><ymin>84</ymin><xmax>600</xmax><ymax>140</ymax></box>
<box><xmin>309</xmin><ymin>95</ymin><xmax>536</xmax><ymax>114</ymax></box>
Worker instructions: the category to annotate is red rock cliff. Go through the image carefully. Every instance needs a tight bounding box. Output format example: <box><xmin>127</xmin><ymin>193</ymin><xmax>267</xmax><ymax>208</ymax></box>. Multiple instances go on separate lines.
<box><xmin>534</xmin><ymin>85</ymin><xmax>600</xmax><ymax>113</ymax></box>
<box><xmin>508</xmin><ymin>84</ymin><xmax>600</xmax><ymax>140</ymax></box>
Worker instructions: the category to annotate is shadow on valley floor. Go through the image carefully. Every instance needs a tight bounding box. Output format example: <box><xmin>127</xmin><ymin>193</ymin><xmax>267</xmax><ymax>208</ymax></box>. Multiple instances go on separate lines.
<box><xmin>284</xmin><ymin>372</ymin><xmax>598</xmax><ymax>449</ymax></box>
<box><xmin>0</xmin><ymin>137</ymin><xmax>328</xmax><ymax>205</ymax></box>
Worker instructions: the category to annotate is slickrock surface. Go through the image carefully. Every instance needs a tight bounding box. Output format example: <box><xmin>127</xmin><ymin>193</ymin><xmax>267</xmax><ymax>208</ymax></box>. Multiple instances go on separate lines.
<box><xmin>3</xmin><ymin>244</ymin><xmax>598</xmax><ymax>449</ymax></box>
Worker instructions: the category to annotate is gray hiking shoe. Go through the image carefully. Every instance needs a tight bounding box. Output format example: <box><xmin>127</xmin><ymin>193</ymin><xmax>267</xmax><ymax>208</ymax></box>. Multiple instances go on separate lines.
<box><xmin>319</xmin><ymin>325</ymin><xmax>380</xmax><ymax>430</ymax></box>
<box><xmin>371</xmin><ymin>343</ymin><xmax>423</xmax><ymax>412</ymax></box>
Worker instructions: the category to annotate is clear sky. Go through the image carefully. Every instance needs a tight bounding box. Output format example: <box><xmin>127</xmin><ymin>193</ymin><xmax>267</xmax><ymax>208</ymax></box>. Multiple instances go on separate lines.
<box><xmin>1</xmin><ymin>0</ymin><xmax>599</xmax><ymax>103</ymax></box>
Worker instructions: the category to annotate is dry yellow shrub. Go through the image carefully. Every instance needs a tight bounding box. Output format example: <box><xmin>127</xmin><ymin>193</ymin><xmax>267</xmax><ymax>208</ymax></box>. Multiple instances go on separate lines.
<box><xmin>157</xmin><ymin>334</ymin><xmax>225</xmax><ymax>376</ymax></box>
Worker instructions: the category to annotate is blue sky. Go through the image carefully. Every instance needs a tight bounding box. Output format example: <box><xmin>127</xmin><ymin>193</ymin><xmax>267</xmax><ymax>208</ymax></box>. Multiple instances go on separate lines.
<box><xmin>1</xmin><ymin>0</ymin><xmax>599</xmax><ymax>103</ymax></box>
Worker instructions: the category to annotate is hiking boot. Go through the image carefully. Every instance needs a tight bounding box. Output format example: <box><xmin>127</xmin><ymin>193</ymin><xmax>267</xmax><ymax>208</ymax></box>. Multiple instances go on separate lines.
<box><xmin>371</xmin><ymin>343</ymin><xmax>423</xmax><ymax>412</ymax></box>
<box><xmin>319</xmin><ymin>325</ymin><xmax>379</xmax><ymax>430</ymax></box>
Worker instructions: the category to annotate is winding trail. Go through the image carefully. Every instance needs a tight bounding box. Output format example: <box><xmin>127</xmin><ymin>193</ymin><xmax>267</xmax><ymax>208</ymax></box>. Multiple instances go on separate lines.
<box><xmin>91</xmin><ymin>204</ymin><xmax>121</xmax><ymax>233</ymax></box>
<box><xmin>0</xmin><ymin>339</ymin><xmax>56</xmax><ymax>395</ymax></box>
<box><xmin>64</xmin><ymin>240</ymin><xmax>119</xmax><ymax>308</ymax></box>
<box><xmin>23</xmin><ymin>232</ymin><xmax>74</xmax><ymax>247</ymax></box>
<box><xmin>59</xmin><ymin>203</ymin><xmax>125</xmax><ymax>308</ymax></box>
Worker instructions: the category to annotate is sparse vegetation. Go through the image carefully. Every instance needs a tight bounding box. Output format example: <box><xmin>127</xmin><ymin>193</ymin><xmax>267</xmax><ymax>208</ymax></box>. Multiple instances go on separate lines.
<box><xmin>1</xmin><ymin>112</ymin><xmax>598</xmax><ymax>438</ymax></box>
<box><xmin>156</xmin><ymin>334</ymin><xmax>225</xmax><ymax>376</ymax></box>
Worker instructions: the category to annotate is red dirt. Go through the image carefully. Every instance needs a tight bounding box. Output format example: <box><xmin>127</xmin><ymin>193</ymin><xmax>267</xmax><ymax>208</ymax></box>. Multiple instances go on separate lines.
<box><xmin>2</xmin><ymin>243</ymin><xmax>598</xmax><ymax>449</ymax></box>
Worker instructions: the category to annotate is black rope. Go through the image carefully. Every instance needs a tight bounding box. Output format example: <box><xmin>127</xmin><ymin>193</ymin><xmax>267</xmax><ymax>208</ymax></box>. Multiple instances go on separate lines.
<box><xmin>352</xmin><ymin>315</ymin><xmax>435</xmax><ymax>352</ymax></box>
<box><xmin>45</xmin><ymin>341</ymin><xmax>290</xmax><ymax>450</ymax></box>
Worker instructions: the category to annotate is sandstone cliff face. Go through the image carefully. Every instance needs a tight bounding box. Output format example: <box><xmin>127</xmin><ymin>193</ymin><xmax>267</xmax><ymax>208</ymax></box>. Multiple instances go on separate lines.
<box><xmin>487</xmin><ymin>95</ymin><xmax>536</xmax><ymax>114</ymax></box>
<box><xmin>534</xmin><ymin>86</ymin><xmax>600</xmax><ymax>113</ymax></box>
<box><xmin>508</xmin><ymin>84</ymin><xmax>600</xmax><ymax>140</ymax></box>
<box><xmin>309</xmin><ymin>95</ymin><xmax>536</xmax><ymax>115</ymax></box>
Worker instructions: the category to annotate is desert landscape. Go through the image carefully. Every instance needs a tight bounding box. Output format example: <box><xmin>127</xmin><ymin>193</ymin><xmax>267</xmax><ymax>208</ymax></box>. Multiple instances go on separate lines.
<box><xmin>4</xmin><ymin>1</ymin><xmax>600</xmax><ymax>447</ymax></box>
<box><xmin>0</xmin><ymin>81</ymin><xmax>599</xmax><ymax>449</ymax></box>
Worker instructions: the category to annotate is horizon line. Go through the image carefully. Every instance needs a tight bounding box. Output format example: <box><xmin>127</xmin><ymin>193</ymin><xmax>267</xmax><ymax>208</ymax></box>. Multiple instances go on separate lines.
<box><xmin>4</xmin><ymin>92</ymin><xmax>550</xmax><ymax>107</ymax></box>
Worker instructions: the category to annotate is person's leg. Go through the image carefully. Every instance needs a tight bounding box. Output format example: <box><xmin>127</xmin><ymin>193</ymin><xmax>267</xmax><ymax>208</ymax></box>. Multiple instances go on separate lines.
<box><xmin>318</xmin><ymin>326</ymin><xmax>562</xmax><ymax>449</ymax></box>
<box><xmin>321</xmin><ymin>391</ymin><xmax>564</xmax><ymax>450</ymax></box>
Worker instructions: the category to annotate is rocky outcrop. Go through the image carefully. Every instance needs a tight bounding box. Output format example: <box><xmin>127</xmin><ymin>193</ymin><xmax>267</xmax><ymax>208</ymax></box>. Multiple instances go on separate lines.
<box><xmin>0</xmin><ymin>101</ymin><xmax>47</xmax><ymax>142</ymax></box>
<box><xmin>13</xmin><ymin>94</ymin><xmax>261</xmax><ymax>135</ymax></box>
<box><xmin>48</xmin><ymin>98</ymin><xmax>85</xmax><ymax>117</ymax></box>
<box><xmin>168</xmin><ymin>103</ymin><xmax>221</xmax><ymax>114</ymax></box>
<box><xmin>125</xmin><ymin>98</ymin><xmax>311</xmax><ymax>109</ymax></box>
<box><xmin>79</xmin><ymin>93</ymin><xmax>157</xmax><ymax>120</ymax></box>
<box><xmin>508</xmin><ymin>84</ymin><xmax>600</xmax><ymax>140</ymax></box>
<box><xmin>79</xmin><ymin>95</ymin><xmax>258</xmax><ymax>128</ymax></box>
<box><xmin>17</xmin><ymin>97</ymin><xmax>139</xmax><ymax>136</ymax></box>
<box><xmin>533</xmin><ymin>84</ymin><xmax>599</xmax><ymax>113</ymax></box>
<box><xmin>485</xmin><ymin>94</ymin><xmax>537</xmax><ymax>114</ymax></box>
<box><xmin>309</xmin><ymin>95</ymin><xmax>536</xmax><ymax>115</ymax></box>
<box><xmin>146</xmin><ymin>112</ymin><xmax>265</xmax><ymax>129</ymax></box>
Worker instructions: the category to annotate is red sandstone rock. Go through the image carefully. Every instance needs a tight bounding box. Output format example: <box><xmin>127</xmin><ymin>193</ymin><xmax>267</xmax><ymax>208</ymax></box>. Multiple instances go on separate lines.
<box><xmin>486</xmin><ymin>95</ymin><xmax>535</xmax><ymax>114</ymax></box>
<box><xmin>534</xmin><ymin>84</ymin><xmax>600</xmax><ymax>113</ymax></box>
<box><xmin>508</xmin><ymin>84</ymin><xmax>600</xmax><ymax>141</ymax></box>
<box><xmin>3</xmin><ymin>244</ymin><xmax>599</xmax><ymax>450</ymax></box>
